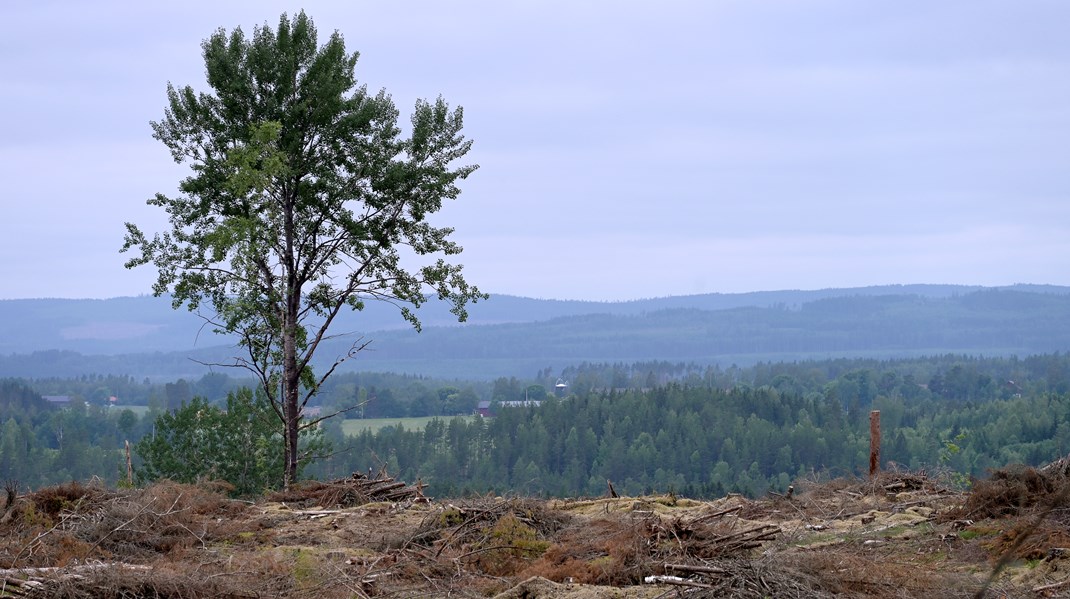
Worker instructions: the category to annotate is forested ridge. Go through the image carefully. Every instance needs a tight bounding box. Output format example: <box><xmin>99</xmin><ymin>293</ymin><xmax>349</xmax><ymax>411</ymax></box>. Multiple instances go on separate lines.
<box><xmin>1</xmin><ymin>286</ymin><xmax>1068</xmax><ymax>381</ymax></box>
<box><xmin>4</xmin><ymin>352</ymin><xmax>1070</xmax><ymax>498</ymax></box>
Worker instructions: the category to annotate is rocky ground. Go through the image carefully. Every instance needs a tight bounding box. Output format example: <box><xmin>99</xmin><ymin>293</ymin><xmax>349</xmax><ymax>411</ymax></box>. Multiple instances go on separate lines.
<box><xmin>2</xmin><ymin>464</ymin><xmax>1070</xmax><ymax>598</ymax></box>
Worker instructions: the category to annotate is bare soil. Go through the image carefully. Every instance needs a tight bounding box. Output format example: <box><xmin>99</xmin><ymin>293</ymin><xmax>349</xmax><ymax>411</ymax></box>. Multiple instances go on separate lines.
<box><xmin>3</xmin><ymin>466</ymin><xmax>1070</xmax><ymax>598</ymax></box>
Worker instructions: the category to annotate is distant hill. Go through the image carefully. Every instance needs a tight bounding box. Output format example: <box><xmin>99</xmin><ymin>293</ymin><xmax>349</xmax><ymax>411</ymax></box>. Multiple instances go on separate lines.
<box><xmin>1</xmin><ymin>284</ymin><xmax>1068</xmax><ymax>379</ymax></box>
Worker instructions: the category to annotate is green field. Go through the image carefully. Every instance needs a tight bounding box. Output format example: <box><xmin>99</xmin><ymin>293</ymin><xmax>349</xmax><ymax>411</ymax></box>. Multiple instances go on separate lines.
<box><xmin>121</xmin><ymin>409</ymin><xmax>469</xmax><ymax>436</ymax></box>
<box><xmin>341</xmin><ymin>416</ymin><xmax>473</xmax><ymax>436</ymax></box>
<box><xmin>116</xmin><ymin>405</ymin><xmax>152</xmax><ymax>417</ymax></box>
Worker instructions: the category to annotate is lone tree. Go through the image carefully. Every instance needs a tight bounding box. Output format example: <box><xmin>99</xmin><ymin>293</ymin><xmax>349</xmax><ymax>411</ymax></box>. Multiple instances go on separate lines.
<box><xmin>122</xmin><ymin>11</ymin><xmax>484</xmax><ymax>488</ymax></box>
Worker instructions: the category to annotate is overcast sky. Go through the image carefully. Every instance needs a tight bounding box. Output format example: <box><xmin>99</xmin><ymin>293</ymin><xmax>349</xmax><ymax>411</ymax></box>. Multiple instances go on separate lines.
<box><xmin>2</xmin><ymin>1</ymin><xmax>1068</xmax><ymax>301</ymax></box>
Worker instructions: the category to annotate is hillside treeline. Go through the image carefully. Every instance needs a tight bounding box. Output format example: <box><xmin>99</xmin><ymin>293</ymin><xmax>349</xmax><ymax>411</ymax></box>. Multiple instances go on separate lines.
<box><xmin>545</xmin><ymin>352</ymin><xmax>1070</xmax><ymax>398</ymax></box>
<box><xmin>3</xmin><ymin>353</ymin><xmax>1070</xmax><ymax>495</ymax></box>
<box><xmin>326</xmin><ymin>354</ymin><xmax>1070</xmax><ymax>497</ymax></box>
<box><xmin>21</xmin><ymin>371</ymin><xmax>488</xmax><ymax>417</ymax></box>
<box><xmin>0</xmin><ymin>380</ymin><xmax>150</xmax><ymax>486</ymax></box>
<box><xmin>19</xmin><ymin>352</ymin><xmax>1070</xmax><ymax>417</ymax></box>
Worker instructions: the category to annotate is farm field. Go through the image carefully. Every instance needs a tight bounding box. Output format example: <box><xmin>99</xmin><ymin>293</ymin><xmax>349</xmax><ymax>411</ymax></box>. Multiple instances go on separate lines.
<box><xmin>340</xmin><ymin>415</ymin><xmax>474</xmax><ymax>436</ymax></box>
<box><xmin>114</xmin><ymin>404</ymin><xmax>151</xmax><ymax>417</ymax></box>
<box><xmin>104</xmin><ymin>411</ymin><xmax>467</xmax><ymax>435</ymax></box>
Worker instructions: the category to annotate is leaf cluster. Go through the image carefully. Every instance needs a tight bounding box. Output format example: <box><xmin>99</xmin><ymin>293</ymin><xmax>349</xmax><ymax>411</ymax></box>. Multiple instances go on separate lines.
<box><xmin>122</xmin><ymin>11</ymin><xmax>483</xmax><ymax>328</ymax></box>
<box><xmin>135</xmin><ymin>388</ymin><xmax>308</xmax><ymax>496</ymax></box>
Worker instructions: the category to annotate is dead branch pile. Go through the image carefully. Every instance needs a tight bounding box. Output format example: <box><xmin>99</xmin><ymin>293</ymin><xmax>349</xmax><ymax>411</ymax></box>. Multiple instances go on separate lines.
<box><xmin>515</xmin><ymin>501</ymin><xmax>781</xmax><ymax>586</ymax></box>
<box><xmin>752</xmin><ymin>469</ymin><xmax>951</xmax><ymax>525</ymax></box>
<box><xmin>360</xmin><ymin>496</ymin><xmax>573</xmax><ymax>588</ymax></box>
<box><xmin>413</xmin><ymin>497</ymin><xmax>571</xmax><ymax>546</ymax></box>
<box><xmin>1039</xmin><ymin>452</ymin><xmax>1070</xmax><ymax>478</ymax></box>
<box><xmin>0</xmin><ymin>471</ymin><xmax>1045</xmax><ymax>598</ymax></box>
<box><xmin>0</xmin><ymin>552</ymin><xmax>319</xmax><ymax>599</ymax></box>
<box><xmin>25</xmin><ymin>481</ymin><xmax>115</xmax><ymax>520</ymax></box>
<box><xmin>799</xmin><ymin>470</ymin><xmax>948</xmax><ymax>501</ymax></box>
<box><xmin>872</xmin><ymin>470</ymin><xmax>948</xmax><ymax>495</ymax></box>
<box><xmin>407</xmin><ymin>497</ymin><xmax>570</xmax><ymax>578</ymax></box>
<box><xmin>654</xmin><ymin>558</ymin><xmax>836</xmax><ymax>599</ymax></box>
<box><xmin>0</xmin><ymin>481</ymin><xmax>259</xmax><ymax>598</ymax></box>
<box><xmin>771</xmin><ymin>546</ymin><xmax>990</xmax><ymax>599</ymax></box>
<box><xmin>0</xmin><ymin>563</ymin><xmax>187</xmax><ymax>599</ymax></box>
<box><xmin>267</xmin><ymin>472</ymin><xmax>426</xmax><ymax>508</ymax></box>
<box><xmin>38</xmin><ymin>569</ymin><xmax>252</xmax><ymax>599</ymax></box>
<box><xmin>943</xmin><ymin>461</ymin><xmax>1070</xmax><ymax>565</ymax></box>
<box><xmin>945</xmin><ymin>465</ymin><xmax>1062</xmax><ymax>521</ymax></box>
<box><xmin>0</xmin><ymin>481</ymin><xmax>247</xmax><ymax>569</ymax></box>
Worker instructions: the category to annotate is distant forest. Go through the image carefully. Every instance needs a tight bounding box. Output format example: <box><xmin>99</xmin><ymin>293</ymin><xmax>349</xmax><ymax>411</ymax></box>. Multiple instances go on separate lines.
<box><xmin>330</xmin><ymin>353</ymin><xmax>1070</xmax><ymax>497</ymax></box>
<box><xmin>1</xmin><ymin>286</ymin><xmax>1068</xmax><ymax>380</ymax></box>
<box><xmin>3</xmin><ymin>352</ymin><xmax>1070</xmax><ymax>497</ymax></box>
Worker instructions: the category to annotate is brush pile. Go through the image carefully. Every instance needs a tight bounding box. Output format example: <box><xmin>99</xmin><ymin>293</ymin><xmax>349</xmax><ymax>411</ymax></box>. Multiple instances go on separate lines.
<box><xmin>267</xmin><ymin>471</ymin><xmax>427</xmax><ymax>509</ymax></box>
<box><xmin>5</xmin><ymin>465</ymin><xmax>1070</xmax><ymax>597</ymax></box>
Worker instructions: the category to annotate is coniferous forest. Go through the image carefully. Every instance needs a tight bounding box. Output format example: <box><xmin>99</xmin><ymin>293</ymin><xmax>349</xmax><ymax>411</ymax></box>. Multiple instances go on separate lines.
<box><xmin>3</xmin><ymin>352</ymin><xmax>1070</xmax><ymax>498</ymax></box>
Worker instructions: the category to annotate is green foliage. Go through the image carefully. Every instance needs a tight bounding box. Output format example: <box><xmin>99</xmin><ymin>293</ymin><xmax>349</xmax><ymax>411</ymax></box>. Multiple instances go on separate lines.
<box><xmin>939</xmin><ymin>431</ymin><xmax>972</xmax><ymax>489</ymax></box>
<box><xmin>10</xmin><ymin>353</ymin><xmax>1070</xmax><ymax>498</ymax></box>
<box><xmin>0</xmin><ymin>379</ymin><xmax>138</xmax><ymax>489</ymax></box>
<box><xmin>136</xmin><ymin>388</ymin><xmax>324</xmax><ymax>496</ymax></box>
<box><xmin>939</xmin><ymin>432</ymin><xmax>968</xmax><ymax>464</ymax></box>
<box><xmin>121</xmin><ymin>11</ymin><xmax>484</xmax><ymax>486</ymax></box>
<box><xmin>327</xmin><ymin>372</ymin><xmax>1070</xmax><ymax>499</ymax></box>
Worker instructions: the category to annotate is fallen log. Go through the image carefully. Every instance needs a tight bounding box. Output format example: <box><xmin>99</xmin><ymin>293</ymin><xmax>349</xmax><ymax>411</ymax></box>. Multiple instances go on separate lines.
<box><xmin>688</xmin><ymin>505</ymin><xmax>742</xmax><ymax>525</ymax></box>
<box><xmin>664</xmin><ymin>563</ymin><xmax>728</xmax><ymax>575</ymax></box>
<box><xmin>643</xmin><ymin>575</ymin><xmax>714</xmax><ymax>589</ymax></box>
<box><xmin>710</xmin><ymin>524</ymin><xmax>779</xmax><ymax>545</ymax></box>
<box><xmin>0</xmin><ymin>563</ymin><xmax>152</xmax><ymax>578</ymax></box>
<box><xmin>362</xmin><ymin>480</ymin><xmax>407</xmax><ymax>496</ymax></box>
<box><xmin>0</xmin><ymin>563</ymin><xmax>153</xmax><ymax>596</ymax></box>
<box><xmin>1</xmin><ymin>575</ymin><xmax>44</xmax><ymax>594</ymax></box>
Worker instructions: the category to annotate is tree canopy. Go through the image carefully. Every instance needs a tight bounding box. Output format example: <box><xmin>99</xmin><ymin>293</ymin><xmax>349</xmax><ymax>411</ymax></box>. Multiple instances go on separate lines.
<box><xmin>122</xmin><ymin>11</ymin><xmax>484</xmax><ymax>487</ymax></box>
<box><xmin>135</xmin><ymin>389</ymin><xmax>300</xmax><ymax>497</ymax></box>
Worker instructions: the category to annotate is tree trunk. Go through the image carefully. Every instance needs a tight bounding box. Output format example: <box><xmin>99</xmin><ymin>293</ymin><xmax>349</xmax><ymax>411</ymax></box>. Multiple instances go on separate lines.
<box><xmin>282</xmin><ymin>190</ymin><xmax>301</xmax><ymax>489</ymax></box>
<box><xmin>282</xmin><ymin>305</ymin><xmax>301</xmax><ymax>488</ymax></box>
<box><xmin>283</xmin><ymin>382</ymin><xmax>299</xmax><ymax>489</ymax></box>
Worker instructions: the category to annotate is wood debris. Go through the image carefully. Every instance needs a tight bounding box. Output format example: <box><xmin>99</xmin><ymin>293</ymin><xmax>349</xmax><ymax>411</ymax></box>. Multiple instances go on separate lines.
<box><xmin>268</xmin><ymin>472</ymin><xmax>427</xmax><ymax>508</ymax></box>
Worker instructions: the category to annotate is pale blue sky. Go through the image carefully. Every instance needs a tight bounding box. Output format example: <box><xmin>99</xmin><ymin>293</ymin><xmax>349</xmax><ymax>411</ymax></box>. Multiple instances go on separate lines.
<box><xmin>2</xmin><ymin>1</ymin><xmax>1068</xmax><ymax>301</ymax></box>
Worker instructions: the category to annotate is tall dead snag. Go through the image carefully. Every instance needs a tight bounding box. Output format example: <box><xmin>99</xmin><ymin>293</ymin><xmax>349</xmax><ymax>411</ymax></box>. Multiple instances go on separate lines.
<box><xmin>869</xmin><ymin>410</ymin><xmax>881</xmax><ymax>479</ymax></box>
